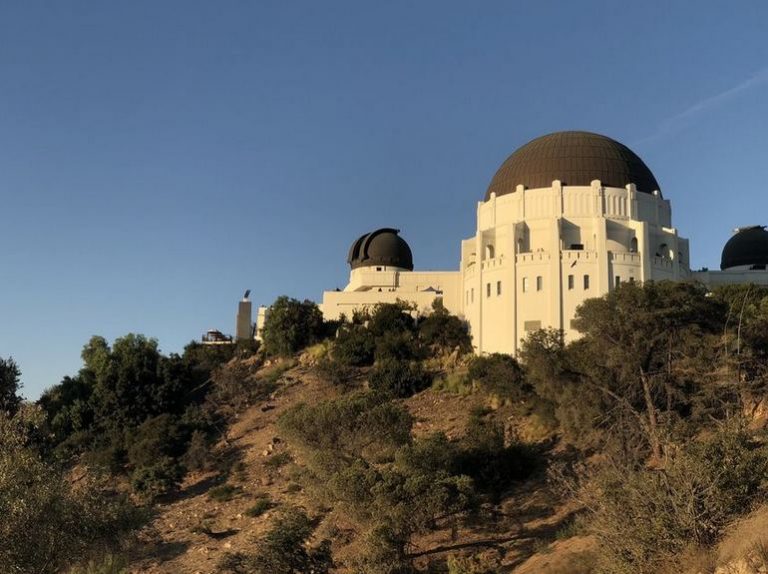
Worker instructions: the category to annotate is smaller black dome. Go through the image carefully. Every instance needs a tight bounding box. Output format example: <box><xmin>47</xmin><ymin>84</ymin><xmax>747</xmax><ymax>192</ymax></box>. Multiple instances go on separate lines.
<box><xmin>721</xmin><ymin>226</ymin><xmax>768</xmax><ymax>270</ymax></box>
<box><xmin>347</xmin><ymin>228</ymin><xmax>414</xmax><ymax>271</ymax></box>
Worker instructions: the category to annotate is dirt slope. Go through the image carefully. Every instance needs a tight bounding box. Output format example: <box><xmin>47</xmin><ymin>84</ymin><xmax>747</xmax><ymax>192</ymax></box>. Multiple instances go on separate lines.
<box><xmin>127</xmin><ymin>361</ymin><xmax>587</xmax><ymax>573</ymax></box>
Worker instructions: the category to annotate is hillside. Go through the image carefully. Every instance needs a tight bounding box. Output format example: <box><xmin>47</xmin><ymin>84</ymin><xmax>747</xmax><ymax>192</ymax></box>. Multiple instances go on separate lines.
<box><xmin>7</xmin><ymin>285</ymin><xmax>768</xmax><ymax>574</ymax></box>
<box><xmin>126</xmin><ymin>358</ymin><xmax>595</xmax><ymax>574</ymax></box>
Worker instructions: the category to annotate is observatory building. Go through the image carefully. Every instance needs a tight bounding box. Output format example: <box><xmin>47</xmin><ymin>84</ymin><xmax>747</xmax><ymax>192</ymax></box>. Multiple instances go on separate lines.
<box><xmin>320</xmin><ymin>131</ymin><xmax>768</xmax><ymax>355</ymax></box>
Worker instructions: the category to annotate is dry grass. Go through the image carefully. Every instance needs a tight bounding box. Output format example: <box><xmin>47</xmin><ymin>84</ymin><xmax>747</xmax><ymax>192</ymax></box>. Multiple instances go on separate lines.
<box><xmin>717</xmin><ymin>505</ymin><xmax>768</xmax><ymax>568</ymax></box>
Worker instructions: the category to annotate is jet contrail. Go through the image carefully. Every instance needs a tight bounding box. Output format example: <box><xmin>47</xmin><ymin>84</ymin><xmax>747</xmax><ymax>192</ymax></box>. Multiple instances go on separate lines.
<box><xmin>633</xmin><ymin>67</ymin><xmax>768</xmax><ymax>146</ymax></box>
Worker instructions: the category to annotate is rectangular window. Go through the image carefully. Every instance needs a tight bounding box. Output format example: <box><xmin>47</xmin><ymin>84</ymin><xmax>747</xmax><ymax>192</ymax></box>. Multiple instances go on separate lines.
<box><xmin>524</xmin><ymin>320</ymin><xmax>542</xmax><ymax>332</ymax></box>
<box><xmin>486</xmin><ymin>283</ymin><xmax>491</xmax><ymax>298</ymax></box>
<box><xmin>497</xmin><ymin>281</ymin><xmax>502</xmax><ymax>296</ymax></box>
<box><xmin>522</xmin><ymin>277</ymin><xmax>529</xmax><ymax>293</ymax></box>
<box><xmin>471</xmin><ymin>288</ymin><xmax>474</xmax><ymax>303</ymax></box>
<box><xmin>583</xmin><ymin>274</ymin><xmax>590</xmax><ymax>289</ymax></box>
<box><xmin>567</xmin><ymin>274</ymin><xmax>574</xmax><ymax>290</ymax></box>
<box><xmin>615</xmin><ymin>276</ymin><xmax>621</xmax><ymax>287</ymax></box>
<box><xmin>536</xmin><ymin>276</ymin><xmax>543</xmax><ymax>291</ymax></box>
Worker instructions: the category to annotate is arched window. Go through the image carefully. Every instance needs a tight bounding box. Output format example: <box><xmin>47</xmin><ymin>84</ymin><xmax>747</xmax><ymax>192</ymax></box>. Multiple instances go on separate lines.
<box><xmin>630</xmin><ymin>237</ymin><xmax>638</xmax><ymax>253</ymax></box>
<box><xmin>485</xmin><ymin>244</ymin><xmax>495</xmax><ymax>259</ymax></box>
<box><xmin>656</xmin><ymin>243</ymin><xmax>668</xmax><ymax>258</ymax></box>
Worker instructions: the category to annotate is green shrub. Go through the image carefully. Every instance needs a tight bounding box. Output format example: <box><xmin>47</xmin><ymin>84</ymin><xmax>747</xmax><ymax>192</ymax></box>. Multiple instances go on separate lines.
<box><xmin>374</xmin><ymin>331</ymin><xmax>419</xmax><ymax>362</ymax></box>
<box><xmin>468</xmin><ymin>354</ymin><xmax>530</xmax><ymax>403</ymax></box>
<box><xmin>351</xmin><ymin>525</ymin><xmax>413</xmax><ymax>574</ymax></box>
<box><xmin>418</xmin><ymin>299</ymin><xmax>472</xmax><ymax>353</ymax></box>
<box><xmin>446</xmin><ymin>553</ymin><xmax>499</xmax><ymax>574</ymax></box>
<box><xmin>432</xmin><ymin>371</ymin><xmax>473</xmax><ymax>396</ymax></box>
<box><xmin>583</xmin><ymin>425</ymin><xmax>768</xmax><ymax>573</ymax></box>
<box><xmin>182</xmin><ymin>429</ymin><xmax>211</xmax><ymax>472</ymax></box>
<box><xmin>315</xmin><ymin>357</ymin><xmax>359</xmax><ymax>389</ymax></box>
<box><xmin>208</xmin><ymin>484</ymin><xmax>241</xmax><ymax>502</ymax></box>
<box><xmin>261</xmin><ymin>296</ymin><xmax>327</xmax><ymax>357</ymax></box>
<box><xmin>220</xmin><ymin>507</ymin><xmax>332</xmax><ymax>574</ymax></box>
<box><xmin>367</xmin><ymin>303</ymin><xmax>416</xmax><ymax>336</ymax></box>
<box><xmin>0</xmin><ymin>408</ymin><xmax>145</xmax><ymax>574</ymax></box>
<box><xmin>278</xmin><ymin>391</ymin><xmax>412</xmax><ymax>462</ymax></box>
<box><xmin>264</xmin><ymin>451</ymin><xmax>292</xmax><ymax>469</ymax></box>
<box><xmin>369</xmin><ymin>359</ymin><xmax>431</xmax><ymax>398</ymax></box>
<box><xmin>245</xmin><ymin>496</ymin><xmax>275</xmax><ymax>517</ymax></box>
<box><xmin>69</xmin><ymin>554</ymin><xmax>128</xmax><ymax>574</ymax></box>
<box><xmin>130</xmin><ymin>456</ymin><xmax>184</xmax><ymax>500</ymax></box>
<box><xmin>126</xmin><ymin>414</ymin><xmax>187</xmax><ymax>470</ymax></box>
<box><xmin>333</xmin><ymin>324</ymin><xmax>376</xmax><ymax>366</ymax></box>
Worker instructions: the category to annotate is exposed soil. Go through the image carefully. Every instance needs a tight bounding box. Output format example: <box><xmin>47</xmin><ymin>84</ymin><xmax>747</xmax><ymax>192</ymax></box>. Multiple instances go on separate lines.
<box><xmin>127</xmin><ymin>361</ymin><xmax>589</xmax><ymax>573</ymax></box>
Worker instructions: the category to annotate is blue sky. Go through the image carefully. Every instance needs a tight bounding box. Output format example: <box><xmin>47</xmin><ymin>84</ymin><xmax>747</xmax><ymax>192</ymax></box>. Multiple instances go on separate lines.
<box><xmin>2</xmin><ymin>1</ymin><xmax>767</xmax><ymax>399</ymax></box>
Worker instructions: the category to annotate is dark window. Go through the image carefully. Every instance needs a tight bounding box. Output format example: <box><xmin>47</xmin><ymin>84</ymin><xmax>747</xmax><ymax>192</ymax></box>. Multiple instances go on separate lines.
<box><xmin>486</xmin><ymin>283</ymin><xmax>491</xmax><ymax>298</ymax></box>
<box><xmin>536</xmin><ymin>276</ymin><xmax>543</xmax><ymax>291</ymax></box>
<box><xmin>567</xmin><ymin>274</ymin><xmax>574</xmax><ymax>290</ymax></box>
<box><xmin>583</xmin><ymin>274</ymin><xmax>590</xmax><ymax>289</ymax></box>
<box><xmin>497</xmin><ymin>281</ymin><xmax>502</xmax><ymax>295</ymax></box>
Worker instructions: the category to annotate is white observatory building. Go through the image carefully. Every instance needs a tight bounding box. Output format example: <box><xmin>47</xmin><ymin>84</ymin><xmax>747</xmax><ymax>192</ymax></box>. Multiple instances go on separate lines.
<box><xmin>321</xmin><ymin>131</ymin><xmax>765</xmax><ymax>355</ymax></box>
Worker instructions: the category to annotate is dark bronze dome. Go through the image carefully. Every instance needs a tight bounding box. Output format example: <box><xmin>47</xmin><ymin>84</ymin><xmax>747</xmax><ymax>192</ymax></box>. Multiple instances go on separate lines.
<box><xmin>347</xmin><ymin>228</ymin><xmax>414</xmax><ymax>271</ymax></box>
<box><xmin>720</xmin><ymin>226</ymin><xmax>768</xmax><ymax>270</ymax></box>
<box><xmin>485</xmin><ymin>131</ymin><xmax>660</xmax><ymax>200</ymax></box>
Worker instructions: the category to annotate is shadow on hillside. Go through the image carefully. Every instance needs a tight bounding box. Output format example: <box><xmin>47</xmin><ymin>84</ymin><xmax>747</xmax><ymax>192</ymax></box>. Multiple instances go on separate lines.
<box><xmin>132</xmin><ymin>538</ymin><xmax>191</xmax><ymax>568</ymax></box>
<box><xmin>409</xmin><ymin>510</ymin><xmax>578</xmax><ymax>558</ymax></box>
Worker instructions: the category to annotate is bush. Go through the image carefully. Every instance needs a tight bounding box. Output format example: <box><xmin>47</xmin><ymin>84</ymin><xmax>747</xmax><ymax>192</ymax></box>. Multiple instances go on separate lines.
<box><xmin>374</xmin><ymin>331</ymin><xmax>419</xmax><ymax>362</ymax></box>
<box><xmin>580</xmin><ymin>425</ymin><xmax>768</xmax><ymax>574</ymax></box>
<box><xmin>446</xmin><ymin>553</ymin><xmax>500</xmax><ymax>574</ymax></box>
<box><xmin>369</xmin><ymin>359</ymin><xmax>432</xmax><ymax>398</ymax></box>
<box><xmin>245</xmin><ymin>496</ymin><xmax>275</xmax><ymax>517</ymax></box>
<box><xmin>432</xmin><ymin>371</ymin><xmax>473</xmax><ymax>396</ymax></box>
<box><xmin>182</xmin><ymin>430</ymin><xmax>211</xmax><ymax>472</ymax></box>
<box><xmin>468</xmin><ymin>354</ymin><xmax>530</xmax><ymax>403</ymax></box>
<box><xmin>220</xmin><ymin>507</ymin><xmax>332</xmax><ymax>574</ymax></box>
<box><xmin>208</xmin><ymin>484</ymin><xmax>241</xmax><ymax>502</ymax></box>
<box><xmin>278</xmin><ymin>391</ymin><xmax>413</xmax><ymax>462</ymax></box>
<box><xmin>261</xmin><ymin>296</ymin><xmax>327</xmax><ymax>357</ymax></box>
<box><xmin>264</xmin><ymin>451</ymin><xmax>292</xmax><ymax>469</ymax></box>
<box><xmin>0</xmin><ymin>407</ymin><xmax>145</xmax><ymax>574</ymax></box>
<box><xmin>367</xmin><ymin>303</ymin><xmax>416</xmax><ymax>336</ymax></box>
<box><xmin>418</xmin><ymin>299</ymin><xmax>472</xmax><ymax>353</ymax></box>
<box><xmin>315</xmin><ymin>357</ymin><xmax>359</xmax><ymax>389</ymax></box>
<box><xmin>130</xmin><ymin>457</ymin><xmax>184</xmax><ymax>500</ymax></box>
<box><xmin>69</xmin><ymin>554</ymin><xmax>129</xmax><ymax>574</ymax></box>
<box><xmin>333</xmin><ymin>324</ymin><xmax>376</xmax><ymax>366</ymax></box>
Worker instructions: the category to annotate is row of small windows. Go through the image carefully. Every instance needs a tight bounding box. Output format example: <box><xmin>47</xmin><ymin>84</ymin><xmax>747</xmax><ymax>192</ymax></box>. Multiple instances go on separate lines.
<box><xmin>468</xmin><ymin>274</ymin><xmax>629</xmax><ymax>302</ymax></box>
<box><xmin>467</xmin><ymin>281</ymin><xmax>504</xmax><ymax>304</ymax></box>
<box><xmin>566</xmin><ymin>274</ymin><xmax>589</xmax><ymax>290</ymax></box>
<box><xmin>521</xmin><ymin>276</ymin><xmax>544</xmax><ymax>292</ymax></box>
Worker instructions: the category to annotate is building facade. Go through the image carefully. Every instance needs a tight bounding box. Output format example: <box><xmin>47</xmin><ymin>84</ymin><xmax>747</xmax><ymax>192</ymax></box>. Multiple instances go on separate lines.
<box><xmin>320</xmin><ymin>131</ymin><xmax>767</xmax><ymax>355</ymax></box>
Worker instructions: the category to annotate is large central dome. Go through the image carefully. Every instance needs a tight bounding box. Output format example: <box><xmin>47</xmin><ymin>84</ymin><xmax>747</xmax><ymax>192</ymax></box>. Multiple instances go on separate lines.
<box><xmin>485</xmin><ymin>131</ymin><xmax>660</xmax><ymax>200</ymax></box>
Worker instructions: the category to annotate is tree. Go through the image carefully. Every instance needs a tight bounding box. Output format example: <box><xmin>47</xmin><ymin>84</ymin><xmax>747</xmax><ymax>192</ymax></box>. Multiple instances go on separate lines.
<box><xmin>0</xmin><ymin>406</ymin><xmax>143</xmax><ymax>573</ymax></box>
<box><xmin>0</xmin><ymin>356</ymin><xmax>22</xmax><ymax>415</ymax></box>
<box><xmin>261</xmin><ymin>296</ymin><xmax>326</xmax><ymax>356</ymax></box>
<box><xmin>571</xmin><ymin>281</ymin><xmax>725</xmax><ymax>461</ymax></box>
<box><xmin>418</xmin><ymin>298</ymin><xmax>472</xmax><ymax>353</ymax></box>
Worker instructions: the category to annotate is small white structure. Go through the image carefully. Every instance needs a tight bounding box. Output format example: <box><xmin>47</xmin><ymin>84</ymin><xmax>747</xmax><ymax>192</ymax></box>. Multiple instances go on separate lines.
<box><xmin>320</xmin><ymin>131</ymin><xmax>767</xmax><ymax>355</ymax></box>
